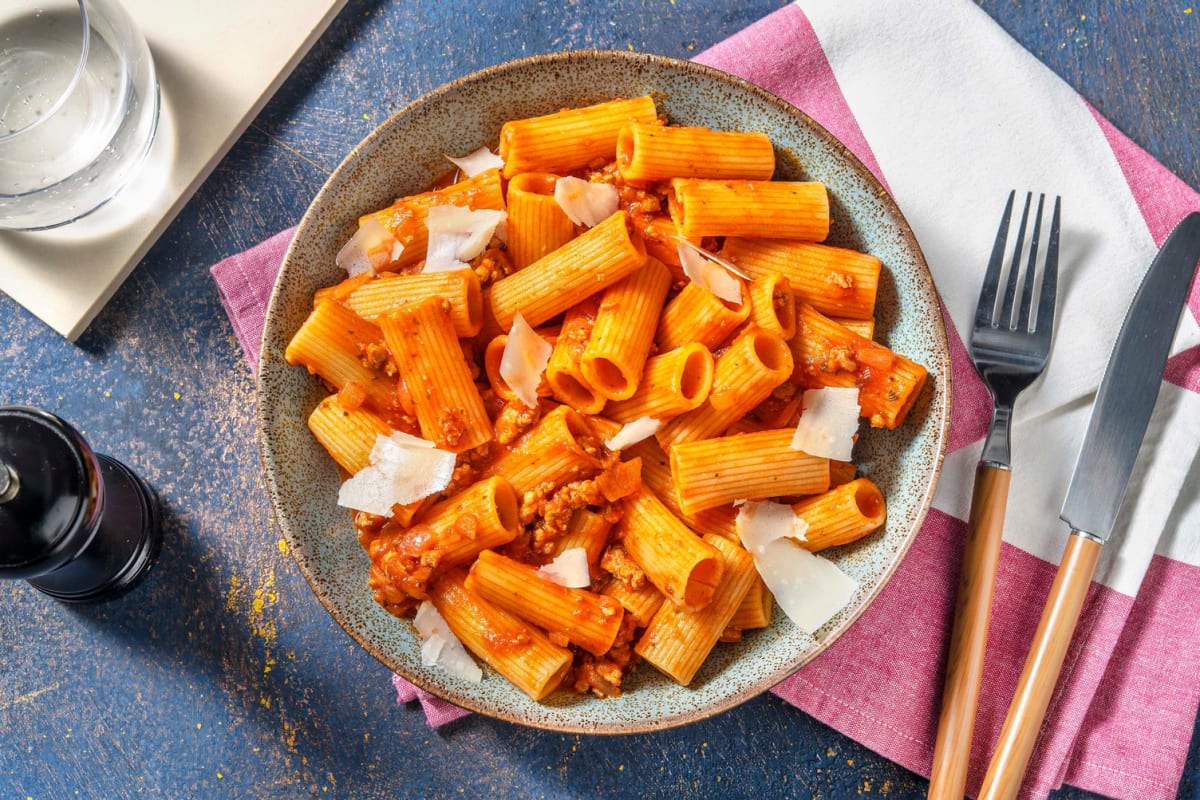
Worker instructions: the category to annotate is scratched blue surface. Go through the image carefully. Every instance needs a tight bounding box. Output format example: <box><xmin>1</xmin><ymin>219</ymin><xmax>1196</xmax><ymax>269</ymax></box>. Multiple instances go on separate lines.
<box><xmin>1</xmin><ymin>1</ymin><xmax>1198</xmax><ymax>798</ymax></box>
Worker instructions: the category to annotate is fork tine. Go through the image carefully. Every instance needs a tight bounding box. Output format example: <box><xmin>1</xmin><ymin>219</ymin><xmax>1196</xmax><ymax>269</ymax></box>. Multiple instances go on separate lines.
<box><xmin>975</xmin><ymin>190</ymin><xmax>1017</xmax><ymax>329</ymax></box>
<box><xmin>1000</xmin><ymin>192</ymin><xmax>1033</xmax><ymax>329</ymax></box>
<box><xmin>1034</xmin><ymin>196</ymin><xmax>1062</xmax><ymax>335</ymax></box>
<box><xmin>1017</xmin><ymin>194</ymin><xmax>1047</xmax><ymax>332</ymax></box>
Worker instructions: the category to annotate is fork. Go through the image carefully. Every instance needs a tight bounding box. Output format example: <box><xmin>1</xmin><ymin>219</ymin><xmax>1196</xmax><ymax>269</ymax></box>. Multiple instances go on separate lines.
<box><xmin>927</xmin><ymin>191</ymin><xmax>1062</xmax><ymax>800</ymax></box>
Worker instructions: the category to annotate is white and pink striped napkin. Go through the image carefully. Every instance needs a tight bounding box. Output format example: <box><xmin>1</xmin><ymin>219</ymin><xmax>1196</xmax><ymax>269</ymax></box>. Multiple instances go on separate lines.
<box><xmin>213</xmin><ymin>2</ymin><xmax>1200</xmax><ymax>797</ymax></box>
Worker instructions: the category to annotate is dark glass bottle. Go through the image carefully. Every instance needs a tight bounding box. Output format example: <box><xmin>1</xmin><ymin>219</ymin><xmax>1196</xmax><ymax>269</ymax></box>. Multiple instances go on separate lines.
<box><xmin>0</xmin><ymin>406</ymin><xmax>162</xmax><ymax>602</ymax></box>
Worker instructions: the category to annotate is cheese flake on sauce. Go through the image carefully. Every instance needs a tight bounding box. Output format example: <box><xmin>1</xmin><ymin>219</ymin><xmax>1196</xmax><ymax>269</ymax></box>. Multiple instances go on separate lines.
<box><xmin>445</xmin><ymin>147</ymin><xmax>504</xmax><ymax>177</ymax></box>
<box><xmin>499</xmin><ymin>313</ymin><xmax>552</xmax><ymax>408</ymax></box>
<box><xmin>553</xmin><ymin>176</ymin><xmax>619</xmax><ymax>227</ymax></box>
<box><xmin>790</xmin><ymin>387</ymin><xmax>862</xmax><ymax>462</ymax></box>
<box><xmin>677</xmin><ymin>241</ymin><xmax>742</xmax><ymax>304</ymax></box>
<box><xmin>414</xmin><ymin>601</ymin><xmax>483</xmax><ymax>682</ymax></box>
<box><xmin>604</xmin><ymin>416</ymin><xmax>662</xmax><ymax>450</ymax></box>
<box><xmin>538</xmin><ymin>548</ymin><xmax>591</xmax><ymax>588</ymax></box>
<box><xmin>336</xmin><ymin>215</ymin><xmax>400</xmax><ymax>276</ymax></box>
<box><xmin>336</xmin><ymin>432</ymin><xmax>456</xmax><ymax>515</ymax></box>
<box><xmin>424</xmin><ymin>205</ymin><xmax>507</xmax><ymax>272</ymax></box>
<box><xmin>735</xmin><ymin>500</ymin><xmax>857</xmax><ymax>634</ymax></box>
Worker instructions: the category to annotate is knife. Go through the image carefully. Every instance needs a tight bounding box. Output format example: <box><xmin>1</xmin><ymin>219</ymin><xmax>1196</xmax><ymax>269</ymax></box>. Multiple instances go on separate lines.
<box><xmin>977</xmin><ymin>211</ymin><xmax>1200</xmax><ymax>800</ymax></box>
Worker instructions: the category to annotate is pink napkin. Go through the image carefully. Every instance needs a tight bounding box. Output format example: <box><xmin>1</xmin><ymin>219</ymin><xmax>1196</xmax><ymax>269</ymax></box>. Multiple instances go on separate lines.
<box><xmin>213</xmin><ymin>3</ymin><xmax>1200</xmax><ymax>798</ymax></box>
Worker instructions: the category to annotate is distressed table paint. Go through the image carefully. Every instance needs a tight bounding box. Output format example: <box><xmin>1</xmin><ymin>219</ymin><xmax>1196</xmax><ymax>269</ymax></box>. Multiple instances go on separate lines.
<box><xmin>1</xmin><ymin>1</ymin><xmax>1196</xmax><ymax>798</ymax></box>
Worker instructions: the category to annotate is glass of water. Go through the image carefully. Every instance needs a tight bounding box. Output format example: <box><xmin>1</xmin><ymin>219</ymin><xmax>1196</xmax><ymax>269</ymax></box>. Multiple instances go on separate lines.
<box><xmin>0</xmin><ymin>0</ymin><xmax>159</xmax><ymax>230</ymax></box>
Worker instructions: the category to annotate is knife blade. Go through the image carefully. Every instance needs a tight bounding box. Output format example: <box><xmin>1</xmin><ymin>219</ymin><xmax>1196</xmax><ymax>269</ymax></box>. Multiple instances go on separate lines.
<box><xmin>978</xmin><ymin>211</ymin><xmax>1200</xmax><ymax>800</ymax></box>
<box><xmin>1061</xmin><ymin>211</ymin><xmax>1200</xmax><ymax>540</ymax></box>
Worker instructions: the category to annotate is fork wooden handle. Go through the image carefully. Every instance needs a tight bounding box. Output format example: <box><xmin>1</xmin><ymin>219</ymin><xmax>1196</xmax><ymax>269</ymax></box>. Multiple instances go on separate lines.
<box><xmin>927</xmin><ymin>465</ymin><xmax>1011</xmax><ymax>800</ymax></box>
<box><xmin>977</xmin><ymin>533</ymin><xmax>1103</xmax><ymax>800</ymax></box>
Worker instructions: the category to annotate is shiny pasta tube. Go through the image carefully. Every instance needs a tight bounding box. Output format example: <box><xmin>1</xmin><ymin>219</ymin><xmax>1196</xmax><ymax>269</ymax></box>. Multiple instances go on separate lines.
<box><xmin>466</xmin><ymin>550</ymin><xmax>625</xmax><ymax>656</ymax></box>
<box><xmin>746</xmin><ymin>272</ymin><xmax>797</xmax><ymax>340</ymax></box>
<box><xmin>790</xmin><ymin>303</ymin><xmax>928</xmax><ymax>429</ymax></box>
<box><xmin>552</xmin><ymin>507</ymin><xmax>613</xmax><ymax>569</ymax></box>
<box><xmin>414</xmin><ymin>475</ymin><xmax>522</xmax><ymax>567</ymax></box>
<box><xmin>616</xmin><ymin>121</ymin><xmax>775</xmax><ymax>182</ymax></box>
<box><xmin>285</xmin><ymin>300</ymin><xmax>399</xmax><ymax>416</ymax></box>
<box><xmin>380</xmin><ymin>297</ymin><xmax>493</xmax><ymax>452</ymax></box>
<box><xmin>792</xmin><ymin>477</ymin><xmax>887</xmax><ymax>552</ymax></box>
<box><xmin>429</xmin><ymin>569</ymin><xmax>573</xmax><ymax>701</ymax></box>
<box><xmin>545</xmin><ymin>296</ymin><xmax>606</xmax><ymax>414</ymax></box>
<box><xmin>669</xmin><ymin>429</ymin><xmax>831</xmax><ymax>516</ymax></box>
<box><xmin>306</xmin><ymin>395</ymin><xmax>392</xmax><ymax>476</ymax></box>
<box><xmin>668</xmin><ymin>179</ymin><xmax>830</xmax><ymax>241</ymax></box>
<box><xmin>621</xmin><ymin>439</ymin><xmax>739</xmax><ymax>539</ymax></box>
<box><xmin>635</xmin><ymin>534</ymin><xmax>757</xmax><ymax>685</ymax></box>
<box><xmin>488</xmin><ymin>405</ymin><xmax>605</xmax><ymax>495</ymax></box>
<box><xmin>581</xmin><ymin>257</ymin><xmax>672</xmax><ymax>401</ymax></box>
<box><xmin>506</xmin><ymin>172</ymin><xmax>576</xmax><ymax>268</ymax></box>
<box><xmin>831</xmin><ymin>317</ymin><xmax>875</xmax><ymax>340</ymax></box>
<box><xmin>618</xmin><ymin>486</ymin><xmax>723</xmax><ymax>613</ymax></box>
<box><xmin>499</xmin><ymin>96</ymin><xmax>658</xmax><ymax>178</ymax></box>
<box><xmin>728</xmin><ymin>575</ymin><xmax>773</xmax><ymax>631</ymax></box>
<box><xmin>600</xmin><ymin>576</ymin><xmax>664</xmax><ymax>628</ymax></box>
<box><xmin>722</xmin><ymin>237</ymin><xmax>881</xmax><ymax>320</ymax></box>
<box><xmin>657</xmin><ymin>329</ymin><xmax>793</xmax><ymax>447</ymax></box>
<box><xmin>345</xmin><ymin>269</ymin><xmax>482</xmax><ymax>336</ymax></box>
<box><xmin>604</xmin><ymin>343</ymin><xmax>713</xmax><ymax>425</ymax></box>
<box><xmin>655</xmin><ymin>280</ymin><xmax>751</xmax><ymax>352</ymax></box>
<box><xmin>485</xmin><ymin>210</ymin><xmax>647</xmax><ymax>334</ymax></box>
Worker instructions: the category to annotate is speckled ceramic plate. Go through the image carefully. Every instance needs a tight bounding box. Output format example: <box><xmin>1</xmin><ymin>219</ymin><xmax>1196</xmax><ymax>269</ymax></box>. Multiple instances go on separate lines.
<box><xmin>257</xmin><ymin>50</ymin><xmax>951</xmax><ymax>734</ymax></box>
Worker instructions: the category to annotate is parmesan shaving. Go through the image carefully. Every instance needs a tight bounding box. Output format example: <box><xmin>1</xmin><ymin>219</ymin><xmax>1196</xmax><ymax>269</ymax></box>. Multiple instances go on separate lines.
<box><xmin>553</xmin><ymin>176</ymin><xmax>619</xmax><ymax>227</ymax></box>
<box><xmin>414</xmin><ymin>601</ymin><xmax>483</xmax><ymax>682</ymax></box>
<box><xmin>604</xmin><ymin>416</ymin><xmax>662</xmax><ymax>450</ymax></box>
<box><xmin>674</xmin><ymin>237</ymin><xmax>750</xmax><ymax>279</ymax></box>
<box><xmin>424</xmin><ymin>205</ymin><xmax>507</xmax><ymax>272</ymax></box>
<box><xmin>499</xmin><ymin>313</ymin><xmax>552</xmax><ymax>408</ymax></box>
<box><xmin>538</xmin><ymin>548</ymin><xmax>591</xmax><ymax>588</ymax></box>
<box><xmin>790</xmin><ymin>387</ymin><xmax>862</xmax><ymax>461</ymax></box>
<box><xmin>677</xmin><ymin>241</ymin><xmax>742</xmax><ymax>304</ymax></box>
<box><xmin>736</xmin><ymin>501</ymin><xmax>856</xmax><ymax>634</ymax></box>
<box><xmin>336</xmin><ymin>432</ymin><xmax>456</xmax><ymax>515</ymax></box>
<box><xmin>336</xmin><ymin>216</ymin><xmax>400</xmax><ymax>276</ymax></box>
<box><xmin>445</xmin><ymin>147</ymin><xmax>504</xmax><ymax>177</ymax></box>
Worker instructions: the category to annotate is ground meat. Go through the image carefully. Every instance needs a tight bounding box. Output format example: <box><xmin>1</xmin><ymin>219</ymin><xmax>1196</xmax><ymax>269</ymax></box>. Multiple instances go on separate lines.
<box><xmin>471</xmin><ymin>245</ymin><xmax>515</xmax><ymax>286</ymax></box>
<box><xmin>368</xmin><ymin>563</ymin><xmax>417</xmax><ymax>618</ymax></box>
<box><xmin>493</xmin><ymin>398</ymin><xmax>541</xmax><ymax>445</ymax></box>
<box><xmin>521</xmin><ymin>478</ymin><xmax>607</xmax><ymax>555</ymax></box>
<box><xmin>359</xmin><ymin>341</ymin><xmax>396</xmax><ymax>376</ymax></box>
<box><xmin>585</xmin><ymin>162</ymin><xmax>669</xmax><ymax>235</ymax></box>
<box><xmin>571</xmin><ymin>615</ymin><xmax>639</xmax><ymax>698</ymax></box>
<box><xmin>824</xmin><ymin>345</ymin><xmax>857</xmax><ymax>374</ymax></box>
<box><xmin>365</xmin><ymin>522</ymin><xmax>446</xmax><ymax>602</ymax></box>
<box><xmin>601</xmin><ymin>544</ymin><xmax>646</xmax><ymax>590</ymax></box>
<box><xmin>436</xmin><ymin>407</ymin><xmax>470</xmax><ymax>449</ymax></box>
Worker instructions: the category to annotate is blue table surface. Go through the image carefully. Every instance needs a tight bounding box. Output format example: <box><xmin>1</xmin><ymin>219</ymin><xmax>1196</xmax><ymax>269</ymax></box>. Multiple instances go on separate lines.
<box><xmin>2</xmin><ymin>2</ymin><xmax>1197</xmax><ymax>798</ymax></box>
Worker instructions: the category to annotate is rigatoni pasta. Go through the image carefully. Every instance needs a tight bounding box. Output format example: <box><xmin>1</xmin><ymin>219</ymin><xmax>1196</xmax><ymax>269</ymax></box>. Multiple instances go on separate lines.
<box><xmin>669</xmin><ymin>179</ymin><xmax>830</xmax><ymax>241</ymax></box>
<box><xmin>499</xmin><ymin>96</ymin><xmax>658</xmax><ymax>178</ymax></box>
<box><xmin>286</xmin><ymin>94</ymin><xmax>930</xmax><ymax>704</ymax></box>
<box><xmin>616</xmin><ymin>121</ymin><xmax>775</xmax><ymax>183</ymax></box>
<box><xmin>722</xmin><ymin>237</ymin><xmax>881</xmax><ymax>320</ymax></box>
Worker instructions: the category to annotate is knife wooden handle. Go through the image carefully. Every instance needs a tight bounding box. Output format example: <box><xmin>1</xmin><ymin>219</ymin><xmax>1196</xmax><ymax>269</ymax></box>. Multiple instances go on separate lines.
<box><xmin>927</xmin><ymin>464</ymin><xmax>1011</xmax><ymax>800</ymax></box>
<box><xmin>977</xmin><ymin>532</ymin><xmax>1103</xmax><ymax>800</ymax></box>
